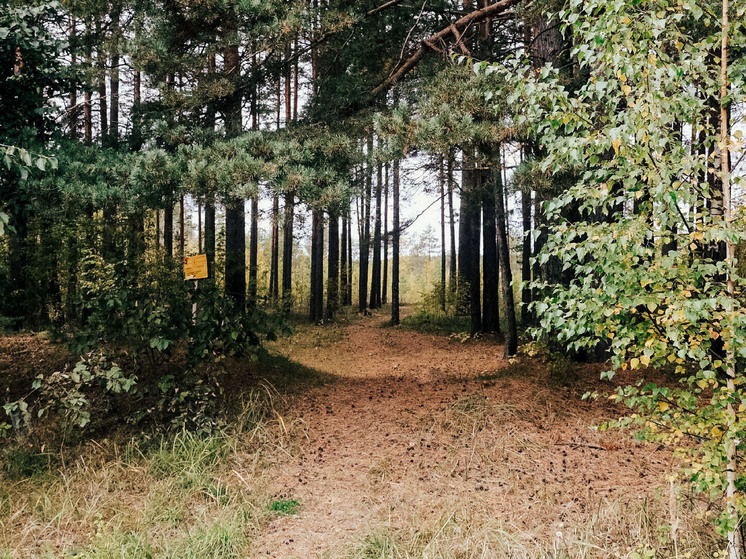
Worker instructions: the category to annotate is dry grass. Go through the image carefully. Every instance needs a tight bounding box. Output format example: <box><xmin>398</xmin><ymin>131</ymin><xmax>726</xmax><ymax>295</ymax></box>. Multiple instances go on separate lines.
<box><xmin>0</xmin><ymin>383</ymin><xmax>307</xmax><ymax>558</ymax></box>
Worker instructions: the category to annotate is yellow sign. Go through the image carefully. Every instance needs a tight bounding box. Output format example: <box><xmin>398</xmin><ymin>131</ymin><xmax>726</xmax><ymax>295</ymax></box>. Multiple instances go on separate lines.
<box><xmin>184</xmin><ymin>254</ymin><xmax>208</xmax><ymax>280</ymax></box>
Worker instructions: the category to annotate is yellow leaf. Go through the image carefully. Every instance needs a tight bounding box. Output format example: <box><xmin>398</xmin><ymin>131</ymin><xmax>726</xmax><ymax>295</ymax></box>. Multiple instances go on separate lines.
<box><xmin>622</xmin><ymin>84</ymin><xmax>632</xmax><ymax>97</ymax></box>
<box><xmin>630</xmin><ymin>357</ymin><xmax>640</xmax><ymax>369</ymax></box>
<box><xmin>658</xmin><ymin>401</ymin><xmax>670</xmax><ymax>412</ymax></box>
<box><xmin>612</xmin><ymin>137</ymin><xmax>622</xmax><ymax>155</ymax></box>
<box><xmin>640</xmin><ymin>354</ymin><xmax>651</xmax><ymax>366</ymax></box>
<box><xmin>617</xmin><ymin>70</ymin><xmax>627</xmax><ymax>82</ymax></box>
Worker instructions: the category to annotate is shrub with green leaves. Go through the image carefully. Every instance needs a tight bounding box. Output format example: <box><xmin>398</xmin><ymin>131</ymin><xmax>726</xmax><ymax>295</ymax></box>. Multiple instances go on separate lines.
<box><xmin>498</xmin><ymin>0</ymin><xmax>746</xmax><ymax>544</ymax></box>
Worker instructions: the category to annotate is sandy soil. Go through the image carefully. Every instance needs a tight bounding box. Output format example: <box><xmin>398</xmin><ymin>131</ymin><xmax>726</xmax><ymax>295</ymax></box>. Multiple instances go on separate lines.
<box><xmin>252</xmin><ymin>312</ymin><xmax>679</xmax><ymax>558</ymax></box>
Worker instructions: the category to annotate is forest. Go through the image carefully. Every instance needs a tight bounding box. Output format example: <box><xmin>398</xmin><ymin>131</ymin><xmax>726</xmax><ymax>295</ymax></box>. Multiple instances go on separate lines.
<box><xmin>1</xmin><ymin>0</ymin><xmax>746</xmax><ymax>556</ymax></box>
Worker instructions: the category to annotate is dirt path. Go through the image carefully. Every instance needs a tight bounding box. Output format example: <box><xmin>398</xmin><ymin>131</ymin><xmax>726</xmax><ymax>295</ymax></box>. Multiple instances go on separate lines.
<box><xmin>252</xmin><ymin>313</ymin><xmax>679</xmax><ymax>558</ymax></box>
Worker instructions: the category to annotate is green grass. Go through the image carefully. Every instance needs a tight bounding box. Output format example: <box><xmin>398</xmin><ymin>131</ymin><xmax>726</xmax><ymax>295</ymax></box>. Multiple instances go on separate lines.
<box><xmin>267</xmin><ymin>497</ymin><xmax>300</xmax><ymax>516</ymax></box>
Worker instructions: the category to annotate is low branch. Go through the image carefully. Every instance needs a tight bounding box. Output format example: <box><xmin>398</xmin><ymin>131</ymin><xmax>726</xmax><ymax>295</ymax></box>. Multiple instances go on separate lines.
<box><xmin>372</xmin><ymin>0</ymin><xmax>524</xmax><ymax>95</ymax></box>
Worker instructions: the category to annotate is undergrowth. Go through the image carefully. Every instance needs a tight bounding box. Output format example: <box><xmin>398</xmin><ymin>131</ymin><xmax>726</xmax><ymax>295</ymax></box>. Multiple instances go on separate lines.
<box><xmin>0</xmin><ymin>383</ymin><xmax>304</xmax><ymax>558</ymax></box>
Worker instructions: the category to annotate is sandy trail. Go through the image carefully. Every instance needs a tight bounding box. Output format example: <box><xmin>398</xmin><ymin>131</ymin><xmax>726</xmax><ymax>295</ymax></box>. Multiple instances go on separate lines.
<box><xmin>251</xmin><ymin>313</ymin><xmax>675</xmax><ymax>558</ymax></box>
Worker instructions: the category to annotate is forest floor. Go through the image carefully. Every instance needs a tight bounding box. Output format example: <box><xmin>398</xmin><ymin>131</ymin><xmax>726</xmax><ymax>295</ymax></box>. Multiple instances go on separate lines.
<box><xmin>0</xmin><ymin>307</ymin><xmax>720</xmax><ymax>558</ymax></box>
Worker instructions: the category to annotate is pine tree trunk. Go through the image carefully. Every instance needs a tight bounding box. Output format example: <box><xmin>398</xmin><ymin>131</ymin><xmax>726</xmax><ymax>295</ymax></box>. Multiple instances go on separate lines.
<box><xmin>341</xmin><ymin>212</ymin><xmax>348</xmax><ymax>306</ymax></box>
<box><xmin>439</xmin><ymin>155</ymin><xmax>447</xmax><ymax>311</ymax></box>
<box><xmin>223</xmin><ymin>18</ymin><xmax>245</xmax><ymax>310</ymax></box>
<box><xmin>204</xmin><ymin>197</ymin><xmax>215</xmax><ymax>279</ymax></box>
<box><xmin>84</xmin><ymin>17</ymin><xmax>92</xmax><ymax>144</ymax></box>
<box><xmin>326</xmin><ymin>211</ymin><xmax>339</xmax><ymax>320</ymax></box>
<box><xmin>347</xmin><ymin>208</ymin><xmax>353</xmax><ymax>305</ymax></box>
<box><xmin>359</xmin><ymin>136</ymin><xmax>373</xmax><ymax>313</ymax></box>
<box><xmin>96</xmin><ymin>17</ymin><xmax>107</xmax><ymax>143</ymax></box>
<box><xmin>164</xmin><ymin>204</ymin><xmax>174</xmax><ymax>258</ymax></box>
<box><xmin>282</xmin><ymin>192</ymin><xmax>295</xmax><ymax>310</ymax></box>
<box><xmin>495</xmin><ymin>153</ymin><xmax>517</xmax><ymax>356</ymax></box>
<box><xmin>459</xmin><ymin>151</ymin><xmax>482</xmax><ymax>333</ymax></box>
<box><xmin>225</xmin><ymin>202</ymin><xmax>246</xmax><ymax>311</ymax></box>
<box><xmin>69</xmin><ymin>17</ymin><xmax>78</xmax><ymax>139</ymax></box>
<box><xmin>309</xmin><ymin>208</ymin><xmax>324</xmax><ymax>322</ymax></box>
<box><xmin>249</xmin><ymin>193</ymin><xmax>259</xmax><ymax>308</ymax></box>
<box><xmin>447</xmin><ymin>152</ymin><xmax>457</xmax><ymax>294</ymax></box>
<box><xmin>270</xmin><ymin>194</ymin><xmax>280</xmax><ymax>300</ymax></box>
<box><xmin>109</xmin><ymin>6</ymin><xmax>120</xmax><ymax>146</ymax></box>
<box><xmin>391</xmin><ymin>158</ymin><xmax>400</xmax><ymax>325</ymax></box>
<box><xmin>382</xmin><ymin>162</ymin><xmax>389</xmax><ymax>305</ymax></box>
<box><xmin>482</xmin><ymin>171</ymin><xmax>499</xmax><ymax>332</ymax></box>
<box><xmin>179</xmin><ymin>194</ymin><xmax>185</xmax><ymax>259</ymax></box>
<box><xmin>370</xmin><ymin>155</ymin><xmax>383</xmax><ymax>309</ymax></box>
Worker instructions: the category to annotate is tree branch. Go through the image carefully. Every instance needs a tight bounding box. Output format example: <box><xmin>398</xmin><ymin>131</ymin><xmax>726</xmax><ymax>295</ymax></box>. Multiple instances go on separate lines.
<box><xmin>372</xmin><ymin>0</ymin><xmax>525</xmax><ymax>95</ymax></box>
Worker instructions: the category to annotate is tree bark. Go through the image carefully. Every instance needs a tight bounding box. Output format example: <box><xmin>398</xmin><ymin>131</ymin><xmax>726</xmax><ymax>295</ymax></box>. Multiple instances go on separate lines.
<box><xmin>359</xmin><ymin>136</ymin><xmax>373</xmax><ymax>313</ymax></box>
<box><xmin>249</xmin><ymin>193</ymin><xmax>259</xmax><ymax>308</ymax></box>
<box><xmin>225</xmin><ymin>202</ymin><xmax>246</xmax><ymax>310</ymax></box>
<box><xmin>392</xmin><ymin>158</ymin><xmax>400</xmax><ymax>325</ymax></box>
<box><xmin>341</xmin><ymin>211</ymin><xmax>348</xmax><ymax>306</ymax></box>
<box><xmin>382</xmin><ymin>162</ymin><xmax>389</xmax><ymax>305</ymax></box>
<box><xmin>108</xmin><ymin>6</ymin><xmax>120</xmax><ymax>146</ymax></box>
<box><xmin>495</xmin><ymin>153</ymin><xmax>517</xmax><ymax>356</ymax></box>
<box><xmin>204</xmin><ymin>196</ymin><xmax>215</xmax><ymax>279</ymax></box>
<box><xmin>96</xmin><ymin>17</ymin><xmax>107</xmax><ymax>143</ymax></box>
<box><xmin>164</xmin><ymin>203</ymin><xmax>173</xmax><ymax>258</ymax></box>
<box><xmin>439</xmin><ymin>155</ymin><xmax>447</xmax><ymax>311</ymax></box>
<box><xmin>270</xmin><ymin>194</ymin><xmax>280</xmax><ymax>300</ymax></box>
<box><xmin>282</xmin><ymin>192</ymin><xmax>295</xmax><ymax>310</ymax></box>
<box><xmin>482</xmin><ymin>170</ymin><xmax>499</xmax><ymax>332</ymax></box>
<box><xmin>223</xmin><ymin>16</ymin><xmax>245</xmax><ymax>310</ymax></box>
<box><xmin>447</xmin><ymin>152</ymin><xmax>457</xmax><ymax>294</ymax></box>
<box><xmin>370</xmin><ymin>154</ymin><xmax>383</xmax><ymax>309</ymax></box>
<box><xmin>326</xmin><ymin>211</ymin><xmax>339</xmax><ymax>321</ymax></box>
<box><xmin>69</xmin><ymin>17</ymin><xmax>78</xmax><ymax>139</ymax></box>
<box><xmin>310</xmin><ymin>208</ymin><xmax>325</xmax><ymax>322</ymax></box>
<box><xmin>521</xmin><ymin>187</ymin><xmax>532</xmax><ymax>325</ymax></box>
<box><xmin>459</xmin><ymin>151</ymin><xmax>482</xmax><ymax>333</ymax></box>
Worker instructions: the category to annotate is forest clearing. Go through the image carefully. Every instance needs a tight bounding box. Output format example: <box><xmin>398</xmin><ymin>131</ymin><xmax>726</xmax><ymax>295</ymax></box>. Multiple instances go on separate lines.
<box><xmin>0</xmin><ymin>309</ymin><xmax>719</xmax><ymax>557</ymax></box>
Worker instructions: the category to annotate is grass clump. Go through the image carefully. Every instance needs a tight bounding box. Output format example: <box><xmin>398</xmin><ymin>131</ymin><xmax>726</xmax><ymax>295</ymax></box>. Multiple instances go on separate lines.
<box><xmin>267</xmin><ymin>497</ymin><xmax>300</xmax><ymax>516</ymax></box>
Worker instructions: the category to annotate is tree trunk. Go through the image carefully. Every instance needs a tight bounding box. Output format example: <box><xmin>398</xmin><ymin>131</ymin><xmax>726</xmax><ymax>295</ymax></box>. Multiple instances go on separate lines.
<box><xmin>482</xmin><ymin>170</ymin><xmax>499</xmax><ymax>332</ymax></box>
<box><xmin>391</xmin><ymin>158</ymin><xmax>400</xmax><ymax>325</ymax></box>
<box><xmin>370</xmin><ymin>155</ymin><xmax>383</xmax><ymax>309</ymax></box>
<box><xmin>109</xmin><ymin>6</ymin><xmax>120</xmax><ymax>146</ymax></box>
<box><xmin>310</xmin><ymin>208</ymin><xmax>324</xmax><ymax>322</ymax></box>
<box><xmin>326</xmin><ymin>211</ymin><xmax>339</xmax><ymax>320</ymax></box>
<box><xmin>69</xmin><ymin>17</ymin><xmax>78</xmax><ymax>139</ymax></box>
<box><xmin>164</xmin><ymin>203</ymin><xmax>173</xmax><ymax>258</ymax></box>
<box><xmin>439</xmin><ymin>155</ymin><xmax>447</xmax><ymax>311</ymax></box>
<box><xmin>459</xmin><ymin>151</ymin><xmax>482</xmax><ymax>333</ymax></box>
<box><xmin>96</xmin><ymin>17</ymin><xmax>107</xmax><ymax>143</ymax></box>
<box><xmin>270</xmin><ymin>194</ymin><xmax>280</xmax><ymax>300</ymax></box>
<box><xmin>249</xmin><ymin>193</ymin><xmax>259</xmax><ymax>308</ymax></box>
<box><xmin>359</xmin><ymin>136</ymin><xmax>373</xmax><ymax>313</ymax></box>
<box><xmin>282</xmin><ymin>192</ymin><xmax>295</xmax><ymax>310</ymax></box>
<box><xmin>495</xmin><ymin>153</ymin><xmax>517</xmax><ymax>356</ymax></box>
<box><xmin>179</xmin><ymin>194</ymin><xmax>185</xmax><ymax>259</ymax></box>
<box><xmin>347</xmin><ymin>207</ymin><xmax>353</xmax><ymax>305</ymax></box>
<box><xmin>204</xmin><ymin>198</ymin><xmax>215</xmax><ymax>278</ymax></box>
<box><xmin>83</xmin><ymin>17</ymin><xmax>92</xmax><ymax>143</ymax></box>
<box><xmin>223</xmin><ymin>17</ymin><xmax>245</xmax><ymax>310</ymax></box>
<box><xmin>447</xmin><ymin>152</ymin><xmax>457</xmax><ymax>294</ymax></box>
<box><xmin>341</xmin><ymin>211</ymin><xmax>348</xmax><ymax>306</ymax></box>
<box><xmin>225</xmin><ymin>202</ymin><xmax>246</xmax><ymax>310</ymax></box>
<box><xmin>521</xmin><ymin>187</ymin><xmax>532</xmax><ymax>325</ymax></box>
<box><xmin>382</xmin><ymin>162</ymin><xmax>389</xmax><ymax>305</ymax></box>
